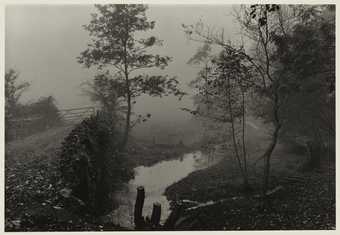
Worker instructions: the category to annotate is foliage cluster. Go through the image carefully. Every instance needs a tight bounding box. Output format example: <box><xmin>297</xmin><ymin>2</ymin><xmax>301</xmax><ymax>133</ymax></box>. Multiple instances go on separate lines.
<box><xmin>78</xmin><ymin>4</ymin><xmax>185</xmax><ymax>149</ymax></box>
<box><xmin>183</xmin><ymin>4</ymin><xmax>335</xmax><ymax>195</ymax></box>
<box><xmin>59</xmin><ymin>111</ymin><xmax>134</xmax><ymax>215</ymax></box>
<box><xmin>5</xmin><ymin>70</ymin><xmax>62</xmax><ymax>141</ymax></box>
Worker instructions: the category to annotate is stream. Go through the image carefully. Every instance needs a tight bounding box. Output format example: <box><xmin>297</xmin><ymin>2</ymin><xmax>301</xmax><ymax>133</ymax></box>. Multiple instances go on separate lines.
<box><xmin>111</xmin><ymin>150</ymin><xmax>221</xmax><ymax>228</ymax></box>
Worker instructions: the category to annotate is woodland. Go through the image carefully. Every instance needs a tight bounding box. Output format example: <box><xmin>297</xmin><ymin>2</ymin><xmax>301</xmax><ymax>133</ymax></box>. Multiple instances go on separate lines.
<box><xmin>5</xmin><ymin>4</ymin><xmax>335</xmax><ymax>231</ymax></box>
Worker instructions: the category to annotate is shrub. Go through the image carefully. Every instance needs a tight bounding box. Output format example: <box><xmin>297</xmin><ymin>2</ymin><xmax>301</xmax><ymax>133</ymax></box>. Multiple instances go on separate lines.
<box><xmin>6</xmin><ymin>96</ymin><xmax>63</xmax><ymax>141</ymax></box>
<box><xmin>59</xmin><ymin>111</ymin><xmax>133</xmax><ymax>215</ymax></box>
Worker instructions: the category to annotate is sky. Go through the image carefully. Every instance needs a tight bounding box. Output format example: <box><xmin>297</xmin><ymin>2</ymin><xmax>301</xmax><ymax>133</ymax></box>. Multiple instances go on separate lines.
<box><xmin>5</xmin><ymin>4</ymin><xmax>241</xmax><ymax>123</ymax></box>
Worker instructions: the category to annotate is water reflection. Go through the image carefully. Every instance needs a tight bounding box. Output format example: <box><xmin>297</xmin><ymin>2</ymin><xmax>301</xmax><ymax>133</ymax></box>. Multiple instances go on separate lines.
<box><xmin>111</xmin><ymin>151</ymin><xmax>218</xmax><ymax>228</ymax></box>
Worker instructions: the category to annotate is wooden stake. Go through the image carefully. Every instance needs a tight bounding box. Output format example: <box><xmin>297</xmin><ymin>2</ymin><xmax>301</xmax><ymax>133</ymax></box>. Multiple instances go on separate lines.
<box><xmin>134</xmin><ymin>186</ymin><xmax>145</xmax><ymax>228</ymax></box>
<box><xmin>151</xmin><ymin>202</ymin><xmax>161</xmax><ymax>227</ymax></box>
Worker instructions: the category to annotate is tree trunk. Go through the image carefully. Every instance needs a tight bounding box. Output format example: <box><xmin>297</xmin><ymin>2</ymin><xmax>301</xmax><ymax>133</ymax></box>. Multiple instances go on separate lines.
<box><xmin>226</xmin><ymin>76</ymin><xmax>248</xmax><ymax>187</ymax></box>
<box><xmin>262</xmin><ymin>124</ymin><xmax>280</xmax><ymax>197</ymax></box>
<box><xmin>122</xmin><ymin>90</ymin><xmax>131</xmax><ymax>149</ymax></box>
<box><xmin>121</xmin><ymin>30</ymin><xmax>131</xmax><ymax>150</ymax></box>
<box><xmin>241</xmin><ymin>88</ymin><xmax>250</xmax><ymax>190</ymax></box>
<box><xmin>262</xmin><ymin>91</ymin><xmax>281</xmax><ymax>200</ymax></box>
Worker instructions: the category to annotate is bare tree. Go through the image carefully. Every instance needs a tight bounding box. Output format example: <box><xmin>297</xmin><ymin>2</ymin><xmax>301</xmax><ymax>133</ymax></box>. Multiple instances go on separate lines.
<box><xmin>183</xmin><ymin>4</ymin><xmax>285</xmax><ymax>198</ymax></box>
<box><xmin>185</xmin><ymin>44</ymin><xmax>254</xmax><ymax>190</ymax></box>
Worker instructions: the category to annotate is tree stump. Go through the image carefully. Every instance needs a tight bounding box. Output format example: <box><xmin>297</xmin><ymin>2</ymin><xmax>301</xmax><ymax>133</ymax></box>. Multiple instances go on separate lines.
<box><xmin>151</xmin><ymin>202</ymin><xmax>161</xmax><ymax>227</ymax></box>
<box><xmin>134</xmin><ymin>186</ymin><xmax>145</xmax><ymax>229</ymax></box>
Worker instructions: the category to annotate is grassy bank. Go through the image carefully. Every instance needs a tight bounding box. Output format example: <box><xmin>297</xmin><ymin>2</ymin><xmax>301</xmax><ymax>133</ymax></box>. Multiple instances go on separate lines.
<box><xmin>6</xmin><ymin>122</ymin><xmax>334</xmax><ymax>231</ymax></box>
<box><xmin>5</xmin><ymin>125</ymin><xmax>194</xmax><ymax>231</ymax></box>
<box><xmin>164</xmin><ymin>144</ymin><xmax>335</xmax><ymax>230</ymax></box>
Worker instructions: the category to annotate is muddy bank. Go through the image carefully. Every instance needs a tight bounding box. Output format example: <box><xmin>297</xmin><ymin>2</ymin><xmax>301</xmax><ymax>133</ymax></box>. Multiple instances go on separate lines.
<box><xmin>164</xmin><ymin>157</ymin><xmax>335</xmax><ymax>230</ymax></box>
<box><xmin>165</xmin><ymin>158</ymin><xmax>248</xmax><ymax>203</ymax></box>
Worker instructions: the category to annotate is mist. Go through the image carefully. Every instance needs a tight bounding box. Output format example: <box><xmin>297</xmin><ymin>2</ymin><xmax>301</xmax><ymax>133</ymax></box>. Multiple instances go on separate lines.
<box><xmin>5</xmin><ymin>4</ymin><xmax>335</xmax><ymax>231</ymax></box>
<box><xmin>5</xmin><ymin>4</ymin><xmax>241</xmax><ymax>125</ymax></box>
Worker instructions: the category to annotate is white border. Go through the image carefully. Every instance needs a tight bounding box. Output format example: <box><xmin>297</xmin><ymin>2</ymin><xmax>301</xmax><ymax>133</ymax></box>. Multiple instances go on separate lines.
<box><xmin>0</xmin><ymin>0</ymin><xmax>338</xmax><ymax>235</ymax></box>
<box><xmin>0</xmin><ymin>0</ymin><xmax>338</xmax><ymax>4</ymax></box>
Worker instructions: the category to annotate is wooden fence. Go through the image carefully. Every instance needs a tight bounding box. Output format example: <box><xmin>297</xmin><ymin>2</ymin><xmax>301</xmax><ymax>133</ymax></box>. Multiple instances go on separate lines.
<box><xmin>6</xmin><ymin>106</ymin><xmax>96</xmax><ymax>141</ymax></box>
<box><xmin>58</xmin><ymin>106</ymin><xmax>96</xmax><ymax>124</ymax></box>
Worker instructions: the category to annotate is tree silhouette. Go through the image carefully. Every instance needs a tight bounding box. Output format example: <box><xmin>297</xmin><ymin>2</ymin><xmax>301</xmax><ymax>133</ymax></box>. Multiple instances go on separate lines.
<box><xmin>78</xmin><ymin>4</ymin><xmax>184</xmax><ymax>149</ymax></box>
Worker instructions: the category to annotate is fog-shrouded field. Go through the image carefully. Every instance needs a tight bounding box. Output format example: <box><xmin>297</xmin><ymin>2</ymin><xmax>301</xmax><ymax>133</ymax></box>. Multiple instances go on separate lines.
<box><xmin>5</xmin><ymin>4</ymin><xmax>335</xmax><ymax>232</ymax></box>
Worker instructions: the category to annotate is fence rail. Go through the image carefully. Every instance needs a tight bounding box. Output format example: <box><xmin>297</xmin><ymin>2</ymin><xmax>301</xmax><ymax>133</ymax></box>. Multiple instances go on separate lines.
<box><xmin>59</xmin><ymin>106</ymin><xmax>96</xmax><ymax>124</ymax></box>
<box><xmin>6</xmin><ymin>106</ymin><xmax>97</xmax><ymax>141</ymax></box>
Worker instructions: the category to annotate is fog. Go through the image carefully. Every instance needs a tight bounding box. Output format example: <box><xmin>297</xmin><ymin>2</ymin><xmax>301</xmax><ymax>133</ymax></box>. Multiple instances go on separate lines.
<box><xmin>5</xmin><ymin>4</ymin><xmax>241</xmax><ymax>124</ymax></box>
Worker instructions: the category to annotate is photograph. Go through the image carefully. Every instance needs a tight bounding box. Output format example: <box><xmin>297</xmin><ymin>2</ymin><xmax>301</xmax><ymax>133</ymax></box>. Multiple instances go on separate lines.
<box><xmin>4</xmin><ymin>2</ymin><xmax>336</xmax><ymax>231</ymax></box>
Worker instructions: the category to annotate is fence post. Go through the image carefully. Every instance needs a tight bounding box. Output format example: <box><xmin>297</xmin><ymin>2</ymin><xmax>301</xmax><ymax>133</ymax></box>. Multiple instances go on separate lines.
<box><xmin>134</xmin><ymin>186</ymin><xmax>145</xmax><ymax>229</ymax></box>
<box><xmin>151</xmin><ymin>202</ymin><xmax>161</xmax><ymax>227</ymax></box>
